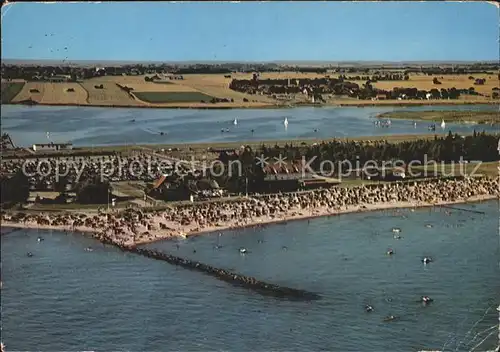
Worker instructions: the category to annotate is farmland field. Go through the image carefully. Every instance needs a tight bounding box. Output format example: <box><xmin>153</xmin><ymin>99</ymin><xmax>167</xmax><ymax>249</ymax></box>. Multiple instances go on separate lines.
<box><xmin>1</xmin><ymin>82</ymin><xmax>25</xmax><ymax>103</ymax></box>
<box><xmin>12</xmin><ymin>82</ymin><xmax>88</xmax><ymax>105</ymax></box>
<box><xmin>371</xmin><ymin>73</ymin><xmax>498</xmax><ymax>100</ymax></box>
<box><xmin>132</xmin><ymin>91</ymin><xmax>215</xmax><ymax>103</ymax></box>
<box><xmin>79</xmin><ymin>81</ymin><xmax>144</xmax><ymax>106</ymax></box>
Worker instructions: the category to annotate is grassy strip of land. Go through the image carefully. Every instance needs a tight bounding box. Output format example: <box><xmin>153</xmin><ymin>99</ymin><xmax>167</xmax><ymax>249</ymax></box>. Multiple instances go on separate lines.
<box><xmin>1</xmin><ymin>82</ymin><xmax>25</xmax><ymax>103</ymax></box>
<box><xmin>132</xmin><ymin>91</ymin><xmax>215</xmax><ymax>103</ymax></box>
<box><xmin>377</xmin><ymin>110</ymin><xmax>500</xmax><ymax>124</ymax></box>
<box><xmin>2</xmin><ymin>133</ymin><xmax>473</xmax><ymax>160</ymax></box>
<box><xmin>409</xmin><ymin>161</ymin><xmax>499</xmax><ymax>178</ymax></box>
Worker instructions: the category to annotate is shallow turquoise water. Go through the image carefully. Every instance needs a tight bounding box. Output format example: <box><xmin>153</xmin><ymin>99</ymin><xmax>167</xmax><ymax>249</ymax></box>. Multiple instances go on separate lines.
<box><xmin>1</xmin><ymin>104</ymin><xmax>498</xmax><ymax>146</ymax></box>
<box><xmin>2</xmin><ymin>200</ymin><xmax>499</xmax><ymax>351</ymax></box>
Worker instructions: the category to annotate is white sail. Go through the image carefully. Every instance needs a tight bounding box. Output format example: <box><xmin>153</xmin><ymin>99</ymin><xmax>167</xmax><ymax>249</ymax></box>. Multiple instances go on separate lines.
<box><xmin>233</xmin><ymin>118</ymin><xmax>238</xmax><ymax>125</ymax></box>
<box><xmin>284</xmin><ymin>117</ymin><xmax>288</xmax><ymax>127</ymax></box>
<box><xmin>441</xmin><ymin>119</ymin><xmax>446</xmax><ymax>129</ymax></box>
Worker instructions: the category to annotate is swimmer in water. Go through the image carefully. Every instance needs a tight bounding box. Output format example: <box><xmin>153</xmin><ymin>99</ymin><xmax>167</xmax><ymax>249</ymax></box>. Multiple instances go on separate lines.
<box><xmin>422</xmin><ymin>257</ymin><xmax>432</xmax><ymax>264</ymax></box>
<box><xmin>421</xmin><ymin>296</ymin><xmax>433</xmax><ymax>304</ymax></box>
<box><xmin>383</xmin><ymin>315</ymin><xmax>399</xmax><ymax>322</ymax></box>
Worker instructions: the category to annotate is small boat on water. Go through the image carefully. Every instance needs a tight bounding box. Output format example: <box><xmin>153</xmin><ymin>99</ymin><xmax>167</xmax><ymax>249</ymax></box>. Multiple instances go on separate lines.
<box><xmin>239</xmin><ymin>247</ymin><xmax>248</xmax><ymax>254</ymax></box>
<box><xmin>440</xmin><ymin>119</ymin><xmax>446</xmax><ymax>129</ymax></box>
<box><xmin>37</xmin><ymin>236</ymin><xmax>44</xmax><ymax>242</ymax></box>
<box><xmin>383</xmin><ymin>315</ymin><xmax>399</xmax><ymax>322</ymax></box>
<box><xmin>233</xmin><ymin>118</ymin><xmax>238</xmax><ymax>125</ymax></box>
<box><xmin>284</xmin><ymin>117</ymin><xmax>289</xmax><ymax>127</ymax></box>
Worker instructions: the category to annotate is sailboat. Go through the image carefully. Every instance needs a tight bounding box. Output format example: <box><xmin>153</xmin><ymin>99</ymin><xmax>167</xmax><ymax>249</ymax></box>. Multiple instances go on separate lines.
<box><xmin>440</xmin><ymin>119</ymin><xmax>446</xmax><ymax>129</ymax></box>
<box><xmin>233</xmin><ymin>118</ymin><xmax>238</xmax><ymax>126</ymax></box>
<box><xmin>284</xmin><ymin>117</ymin><xmax>289</xmax><ymax>128</ymax></box>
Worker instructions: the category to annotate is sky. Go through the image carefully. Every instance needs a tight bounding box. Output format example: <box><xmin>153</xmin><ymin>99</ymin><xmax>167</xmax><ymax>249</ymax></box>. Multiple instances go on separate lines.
<box><xmin>1</xmin><ymin>1</ymin><xmax>499</xmax><ymax>62</ymax></box>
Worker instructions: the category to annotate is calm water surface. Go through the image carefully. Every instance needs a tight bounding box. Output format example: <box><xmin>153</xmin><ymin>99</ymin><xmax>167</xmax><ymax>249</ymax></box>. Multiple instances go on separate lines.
<box><xmin>1</xmin><ymin>104</ymin><xmax>498</xmax><ymax>147</ymax></box>
<box><xmin>2</xmin><ymin>201</ymin><xmax>499</xmax><ymax>351</ymax></box>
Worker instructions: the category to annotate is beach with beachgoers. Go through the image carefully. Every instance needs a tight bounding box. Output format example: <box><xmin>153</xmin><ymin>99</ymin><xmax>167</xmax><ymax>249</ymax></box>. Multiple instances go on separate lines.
<box><xmin>2</xmin><ymin>1</ymin><xmax>500</xmax><ymax>351</ymax></box>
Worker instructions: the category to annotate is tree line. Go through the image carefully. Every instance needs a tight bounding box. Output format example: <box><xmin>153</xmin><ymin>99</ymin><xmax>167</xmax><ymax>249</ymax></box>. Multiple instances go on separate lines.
<box><xmin>217</xmin><ymin>131</ymin><xmax>499</xmax><ymax>177</ymax></box>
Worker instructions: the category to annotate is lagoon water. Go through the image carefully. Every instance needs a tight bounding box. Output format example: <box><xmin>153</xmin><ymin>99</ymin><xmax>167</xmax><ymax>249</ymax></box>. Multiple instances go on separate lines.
<box><xmin>2</xmin><ymin>201</ymin><xmax>499</xmax><ymax>351</ymax></box>
<box><xmin>1</xmin><ymin>104</ymin><xmax>498</xmax><ymax>147</ymax></box>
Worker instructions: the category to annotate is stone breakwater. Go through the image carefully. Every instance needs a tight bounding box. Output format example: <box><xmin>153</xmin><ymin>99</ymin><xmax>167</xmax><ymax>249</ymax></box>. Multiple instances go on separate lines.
<box><xmin>127</xmin><ymin>246</ymin><xmax>321</xmax><ymax>301</ymax></box>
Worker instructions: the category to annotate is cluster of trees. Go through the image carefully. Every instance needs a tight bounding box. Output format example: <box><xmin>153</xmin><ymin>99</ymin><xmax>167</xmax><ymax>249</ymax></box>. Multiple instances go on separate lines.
<box><xmin>204</xmin><ymin>97</ymin><xmax>234</xmax><ymax>104</ymax></box>
<box><xmin>257</xmin><ymin>131</ymin><xmax>498</xmax><ymax>167</ymax></box>
<box><xmin>74</xmin><ymin>177</ymin><xmax>111</xmax><ymax>204</ymax></box>
<box><xmin>379</xmin><ymin>87</ymin><xmax>465</xmax><ymax>100</ymax></box>
<box><xmin>0</xmin><ymin>170</ymin><xmax>30</xmax><ymax>204</ymax></box>
<box><xmin>492</xmin><ymin>87</ymin><xmax>499</xmax><ymax>99</ymax></box>
<box><xmin>338</xmin><ymin>74</ymin><xmax>409</xmax><ymax>81</ymax></box>
<box><xmin>213</xmin><ymin>132</ymin><xmax>499</xmax><ymax>190</ymax></box>
<box><xmin>370</xmin><ymin>74</ymin><xmax>409</xmax><ymax>81</ymax></box>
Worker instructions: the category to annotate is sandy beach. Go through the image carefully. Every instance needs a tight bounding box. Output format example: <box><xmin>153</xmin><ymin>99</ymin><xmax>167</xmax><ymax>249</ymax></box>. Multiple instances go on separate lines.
<box><xmin>2</xmin><ymin>177</ymin><xmax>498</xmax><ymax>247</ymax></box>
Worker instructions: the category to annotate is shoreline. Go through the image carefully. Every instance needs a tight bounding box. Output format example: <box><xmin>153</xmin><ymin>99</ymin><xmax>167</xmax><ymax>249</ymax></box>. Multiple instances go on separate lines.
<box><xmin>377</xmin><ymin>110</ymin><xmax>500</xmax><ymax>125</ymax></box>
<box><xmin>2</xmin><ymin>194</ymin><xmax>497</xmax><ymax>245</ymax></box>
<box><xmin>176</xmin><ymin>194</ymin><xmax>498</xmax><ymax>239</ymax></box>
<box><xmin>3</xmin><ymin>100</ymin><xmax>498</xmax><ymax>110</ymax></box>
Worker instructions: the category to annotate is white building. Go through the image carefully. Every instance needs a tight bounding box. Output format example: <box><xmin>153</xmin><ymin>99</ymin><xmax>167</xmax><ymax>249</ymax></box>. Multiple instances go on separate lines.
<box><xmin>32</xmin><ymin>143</ymin><xmax>73</xmax><ymax>152</ymax></box>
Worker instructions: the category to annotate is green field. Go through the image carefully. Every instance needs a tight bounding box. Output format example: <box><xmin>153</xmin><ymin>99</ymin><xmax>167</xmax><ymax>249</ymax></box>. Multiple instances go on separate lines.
<box><xmin>133</xmin><ymin>91</ymin><xmax>215</xmax><ymax>103</ymax></box>
<box><xmin>1</xmin><ymin>82</ymin><xmax>25</xmax><ymax>103</ymax></box>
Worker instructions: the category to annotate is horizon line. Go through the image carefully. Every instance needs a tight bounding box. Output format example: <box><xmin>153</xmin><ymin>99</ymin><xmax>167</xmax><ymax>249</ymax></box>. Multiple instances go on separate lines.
<box><xmin>2</xmin><ymin>58</ymin><xmax>498</xmax><ymax>66</ymax></box>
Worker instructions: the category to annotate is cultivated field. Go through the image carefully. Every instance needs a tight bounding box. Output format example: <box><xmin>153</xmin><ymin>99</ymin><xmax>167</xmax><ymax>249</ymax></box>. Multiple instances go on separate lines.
<box><xmin>12</xmin><ymin>82</ymin><xmax>88</xmax><ymax>105</ymax></box>
<box><xmin>173</xmin><ymin>73</ymin><xmax>275</xmax><ymax>104</ymax></box>
<box><xmin>85</xmin><ymin>75</ymin><xmax>274</xmax><ymax>106</ymax></box>
<box><xmin>79</xmin><ymin>81</ymin><xmax>145</xmax><ymax>106</ymax></box>
<box><xmin>371</xmin><ymin>73</ymin><xmax>498</xmax><ymax>99</ymax></box>
<box><xmin>1</xmin><ymin>81</ymin><xmax>25</xmax><ymax>103</ymax></box>
<box><xmin>133</xmin><ymin>91</ymin><xmax>215</xmax><ymax>103</ymax></box>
